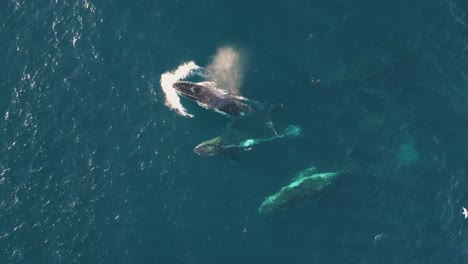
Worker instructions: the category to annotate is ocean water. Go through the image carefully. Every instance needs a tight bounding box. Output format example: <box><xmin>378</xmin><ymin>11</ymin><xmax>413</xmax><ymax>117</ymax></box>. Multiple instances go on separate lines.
<box><xmin>1</xmin><ymin>0</ymin><xmax>468</xmax><ymax>263</ymax></box>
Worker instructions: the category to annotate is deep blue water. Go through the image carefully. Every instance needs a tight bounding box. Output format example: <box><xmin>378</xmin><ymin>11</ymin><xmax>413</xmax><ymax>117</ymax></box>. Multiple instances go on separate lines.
<box><xmin>1</xmin><ymin>0</ymin><xmax>468</xmax><ymax>263</ymax></box>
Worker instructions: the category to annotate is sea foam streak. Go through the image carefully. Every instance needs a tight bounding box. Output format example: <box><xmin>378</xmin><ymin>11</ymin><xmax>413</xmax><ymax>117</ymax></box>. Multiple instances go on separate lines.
<box><xmin>160</xmin><ymin>61</ymin><xmax>200</xmax><ymax>117</ymax></box>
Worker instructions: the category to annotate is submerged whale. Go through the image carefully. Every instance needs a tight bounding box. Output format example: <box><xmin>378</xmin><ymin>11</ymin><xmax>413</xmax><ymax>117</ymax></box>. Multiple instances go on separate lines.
<box><xmin>258</xmin><ymin>167</ymin><xmax>343</xmax><ymax>215</ymax></box>
<box><xmin>172</xmin><ymin>81</ymin><xmax>264</xmax><ymax>117</ymax></box>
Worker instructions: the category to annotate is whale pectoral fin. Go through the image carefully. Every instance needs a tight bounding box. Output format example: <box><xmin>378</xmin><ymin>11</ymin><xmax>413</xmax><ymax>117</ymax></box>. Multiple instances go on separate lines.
<box><xmin>263</xmin><ymin>103</ymin><xmax>283</xmax><ymax>135</ymax></box>
<box><xmin>217</xmin><ymin>144</ymin><xmax>242</xmax><ymax>163</ymax></box>
<box><xmin>233</xmin><ymin>95</ymin><xmax>261</xmax><ymax>106</ymax></box>
<box><xmin>228</xmin><ymin>156</ymin><xmax>240</xmax><ymax>164</ymax></box>
<box><xmin>225</xmin><ymin>118</ymin><xmax>237</xmax><ymax>133</ymax></box>
<box><xmin>222</xmin><ymin>152</ymin><xmax>240</xmax><ymax>164</ymax></box>
<box><xmin>218</xmin><ymin>102</ymin><xmax>239</xmax><ymax>116</ymax></box>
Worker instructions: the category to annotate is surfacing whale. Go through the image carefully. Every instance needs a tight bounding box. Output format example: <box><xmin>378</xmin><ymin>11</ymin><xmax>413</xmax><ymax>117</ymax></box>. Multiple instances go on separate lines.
<box><xmin>172</xmin><ymin>81</ymin><xmax>265</xmax><ymax>117</ymax></box>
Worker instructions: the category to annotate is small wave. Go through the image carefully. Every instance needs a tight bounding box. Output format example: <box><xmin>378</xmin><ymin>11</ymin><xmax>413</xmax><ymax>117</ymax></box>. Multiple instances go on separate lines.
<box><xmin>160</xmin><ymin>61</ymin><xmax>201</xmax><ymax>118</ymax></box>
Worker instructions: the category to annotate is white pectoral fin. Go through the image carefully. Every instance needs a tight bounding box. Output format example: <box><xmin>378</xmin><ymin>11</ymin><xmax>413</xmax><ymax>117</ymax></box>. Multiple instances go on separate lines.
<box><xmin>234</xmin><ymin>95</ymin><xmax>260</xmax><ymax>105</ymax></box>
<box><xmin>213</xmin><ymin>108</ymin><xmax>232</xmax><ymax>116</ymax></box>
<box><xmin>196</xmin><ymin>101</ymin><xmax>210</xmax><ymax>109</ymax></box>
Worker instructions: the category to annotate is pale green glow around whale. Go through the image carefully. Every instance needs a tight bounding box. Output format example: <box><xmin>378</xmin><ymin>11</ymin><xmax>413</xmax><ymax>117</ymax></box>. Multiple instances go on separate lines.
<box><xmin>258</xmin><ymin>166</ymin><xmax>340</xmax><ymax>215</ymax></box>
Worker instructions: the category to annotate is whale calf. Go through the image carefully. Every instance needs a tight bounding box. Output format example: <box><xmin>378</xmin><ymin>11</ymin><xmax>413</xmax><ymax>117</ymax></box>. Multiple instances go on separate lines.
<box><xmin>194</xmin><ymin>125</ymin><xmax>301</xmax><ymax>158</ymax></box>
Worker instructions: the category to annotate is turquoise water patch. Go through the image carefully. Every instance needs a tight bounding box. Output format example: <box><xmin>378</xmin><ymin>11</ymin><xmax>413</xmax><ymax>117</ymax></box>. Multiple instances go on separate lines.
<box><xmin>397</xmin><ymin>143</ymin><xmax>421</xmax><ymax>166</ymax></box>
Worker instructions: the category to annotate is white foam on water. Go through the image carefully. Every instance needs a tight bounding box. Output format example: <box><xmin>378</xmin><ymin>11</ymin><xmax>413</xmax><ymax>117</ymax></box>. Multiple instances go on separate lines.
<box><xmin>160</xmin><ymin>61</ymin><xmax>200</xmax><ymax>118</ymax></box>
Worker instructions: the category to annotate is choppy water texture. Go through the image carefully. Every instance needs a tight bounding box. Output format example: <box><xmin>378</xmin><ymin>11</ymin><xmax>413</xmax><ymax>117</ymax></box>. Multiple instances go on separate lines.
<box><xmin>1</xmin><ymin>0</ymin><xmax>468</xmax><ymax>263</ymax></box>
